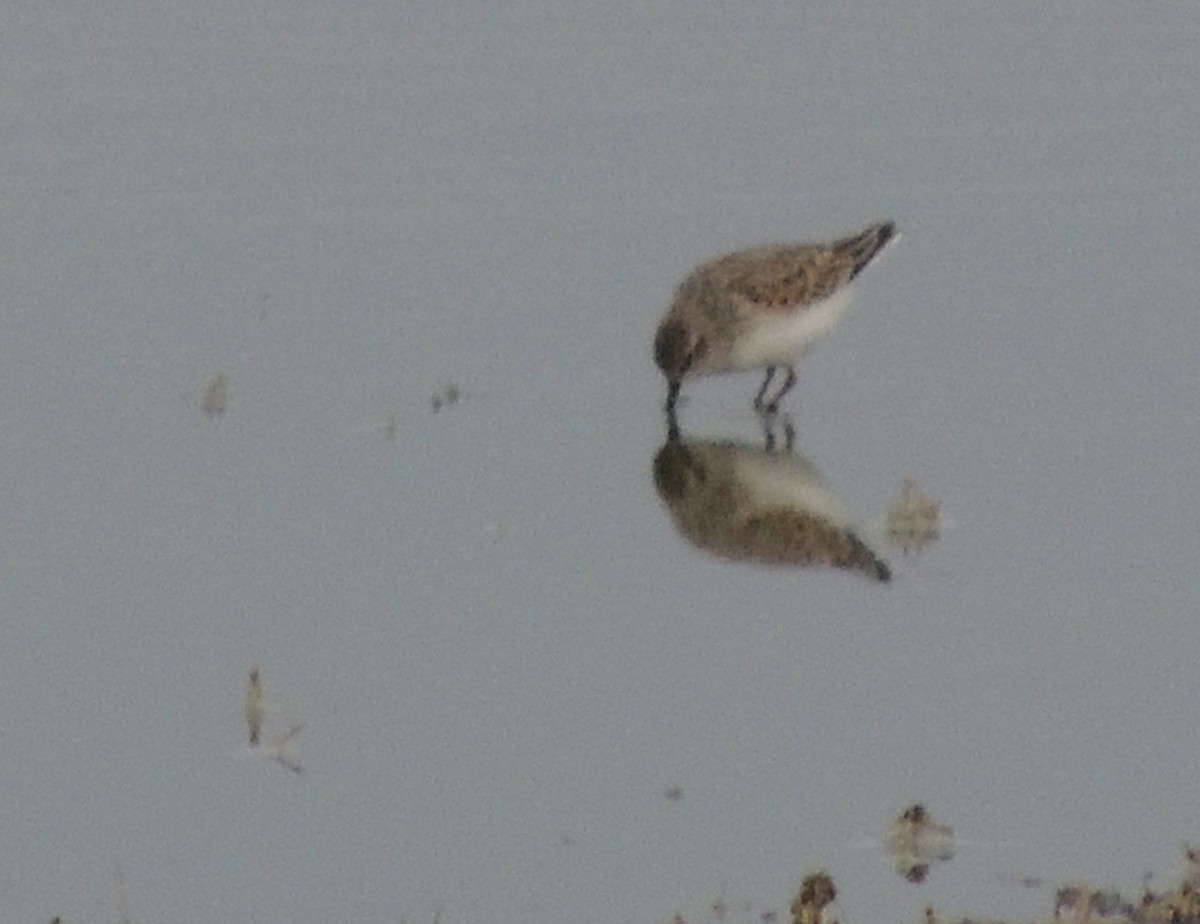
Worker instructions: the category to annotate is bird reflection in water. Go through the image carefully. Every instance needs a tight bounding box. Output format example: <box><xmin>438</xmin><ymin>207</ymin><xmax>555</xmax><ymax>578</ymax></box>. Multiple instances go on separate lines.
<box><xmin>653</xmin><ymin>413</ymin><xmax>890</xmax><ymax>581</ymax></box>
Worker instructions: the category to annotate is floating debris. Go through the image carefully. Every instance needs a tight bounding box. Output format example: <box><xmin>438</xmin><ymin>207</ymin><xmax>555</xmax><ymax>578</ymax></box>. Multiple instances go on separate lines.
<box><xmin>202</xmin><ymin>374</ymin><xmax>229</xmax><ymax>416</ymax></box>
<box><xmin>241</xmin><ymin>668</ymin><xmax>304</xmax><ymax>774</ymax></box>
<box><xmin>1179</xmin><ymin>846</ymin><xmax>1200</xmax><ymax>897</ymax></box>
<box><xmin>244</xmin><ymin>668</ymin><xmax>264</xmax><ymax>746</ymax></box>
<box><xmin>922</xmin><ymin>845</ymin><xmax>1200</xmax><ymax>924</ymax></box>
<box><xmin>884</xmin><ymin>804</ymin><xmax>955</xmax><ymax>883</ymax></box>
<box><xmin>1054</xmin><ymin>885</ymin><xmax>1132</xmax><ymax>920</ymax></box>
<box><xmin>885</xmin><ymin>479</ymin><xmax>941</xmax><ymax>553</ymax></box>
<box><xmin>791</xmin><ymin>871</ymin><xmax>838</xmax><ymax>924</ymax></box>
<box><xmin>667</xmin><ymin>838</ymin><xmax>1200</xmax><ymax>924</ymax></box>
<box><xmin>262</xmin><ymin>723</ymin><xmax>305</xmax><ymax>775</ymax></box>
<box><xmin>430</xmin><ymin>381</ymin><xmax>462</xmax><ymax>413</ymax></box>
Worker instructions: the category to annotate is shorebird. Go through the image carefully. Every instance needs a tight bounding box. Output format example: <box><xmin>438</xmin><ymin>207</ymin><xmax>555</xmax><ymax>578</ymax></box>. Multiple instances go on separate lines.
<box><xmin>654</xmin><ymin>221</ymin><xmax>897</xmax><ymax>414</ymax></box>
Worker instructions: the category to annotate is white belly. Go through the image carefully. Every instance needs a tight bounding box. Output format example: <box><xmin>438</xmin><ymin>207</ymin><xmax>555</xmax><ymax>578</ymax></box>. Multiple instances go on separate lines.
<box><xmin>732</xmin><ymin>452</ymin><xmax>850</xmax><ymax>527</ymax></box>
<box><xmin>726</xmin><ymin>287</ymin><xmax>855</xmax><ymax>371</ymax></box>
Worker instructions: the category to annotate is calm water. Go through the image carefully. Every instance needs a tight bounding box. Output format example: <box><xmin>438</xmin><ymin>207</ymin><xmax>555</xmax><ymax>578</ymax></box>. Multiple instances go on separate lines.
<box><xmin>4</xmin><ymin>4</ymin><xmax>1200</xmax><ymax>922</ymax></box>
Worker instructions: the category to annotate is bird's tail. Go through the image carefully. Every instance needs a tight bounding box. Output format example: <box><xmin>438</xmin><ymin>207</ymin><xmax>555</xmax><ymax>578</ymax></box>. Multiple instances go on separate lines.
<box><xmin>840</xmin><ymin>221</ymin><xmax>898</xmax><ymax>280</ymax></box>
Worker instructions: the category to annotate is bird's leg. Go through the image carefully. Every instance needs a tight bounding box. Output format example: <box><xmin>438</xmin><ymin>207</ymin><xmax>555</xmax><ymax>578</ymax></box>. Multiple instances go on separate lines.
<box><xmin>753</xmin><ymin>366</ymin><xmax>777</xmax><ymax>410</ymax></box>
<box><xmin>760</xmin><ymin>412</ymin><xmax>796</xmax><ymax>454</ymax></box>
<box><xmin>665</xmin><ymin>379</ymin><xmax>681</xmax><ymax>415</ymax></box>
<box><xmin>665</xmin><ymin>382</ymin><xmax>682</xmax><ymax>442</ymax></box>
<box><xmin>763</xmin><ymin>365</ymin><xmax>798</xmax><ymax>415</ymax></box>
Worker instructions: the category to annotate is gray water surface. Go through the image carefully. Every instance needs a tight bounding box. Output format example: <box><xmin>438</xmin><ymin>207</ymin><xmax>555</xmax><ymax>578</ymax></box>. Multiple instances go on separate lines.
<box><xmin>4</xmin><ymin>5</ymin><xmax>1200</xmax><ymax>922</ymax></box>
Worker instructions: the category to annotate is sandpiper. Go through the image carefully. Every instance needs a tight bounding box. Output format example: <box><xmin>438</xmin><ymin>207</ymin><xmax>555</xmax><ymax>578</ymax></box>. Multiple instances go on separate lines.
<box><xmin>654</xmin><ymin>221</ymin><xmax>897</xmax><ymax>414</ymax></box>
